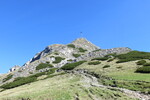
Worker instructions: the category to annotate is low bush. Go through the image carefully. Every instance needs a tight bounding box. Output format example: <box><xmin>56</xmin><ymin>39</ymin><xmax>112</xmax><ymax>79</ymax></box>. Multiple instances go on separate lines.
<box><xmin>116</xmin><ymin>66</ymin><xmax>123</xmax><ymax>69</ymax></box>
<box><xmin>88</xmin><ymin>61</ymin><xmax>101</xmax><ymax>65</ymax></box>
<box><xmin>67</xmin><ymin>59</ymin><xmax>73</xmax><ymax>61</ymax></box>
<box><xmin>29</xmin><ymin>72</ymin><xmax>33</xmax><ymax>74</ymax></box>
<box><xmin>0</xmin><ymin>68</ymin><xmax>57</xmax><ymax>89</ymax></box>
<box><xmin>103</xmin><ymin>65</ymin><xmax>110</xmax><ymax>68</ymax></box>
<box><xmin>61</xmin><ymin>61</ymin><xmax>86</xmax><ymax>70</ymax></box>
<box><xmin>2</xmin><ymin>74</ymin><xmax>13</xmax><ymax>82</ymax></box>
<box><xmin>36</xmin><ymin>63</ymin><xmax>53</xmax><ymax>70</ymax></box>
<box><xmin>92</xmin><ymin>49</ymin><xmax>101</xmax><ymax>52</ymax></box>
<box><xmin>143</xmin><ymin>63</ymin><xmax>150</xmax><ymax>66</ymax></box>
<box><xmin>46</xmin><ymin>61</ymin><xmax>50</xmax><ymax>64</ymax></box>
<box><xmin>67</xmin><ymin>44</ymin><xmax>75</xmax><ymax>48</ymax></box>
<box><xmin>31</xmin><ymin>68</ymin><xmax>56</xmax><ymax>77</ymax></box>
<box><xmin>116</xmin><ymin>51</ymin><xmax>150</xmax><ymax>63</ymax></box>
<box><xmin>54</xmin><ymin>52</ymin><xmax>59</xmax><ymax>55</ymax></box>
<box><xmin>107</xmin><ymin>58</ymin><xmax>114</xmax><ymax>62</ymax></box>
<box><xmin>116</xmin><ymin>59</ymin><xmax>131</xmax><ymax>63</ymax></box>
<box><xmin>136</xmin><ymin>66</ymin><xmax>150</xmax><ymax>73</ymax></box>
<box><xmin>72</xmin><ymin>54</ymin><xmax>81</xmax><ymax>58</ymax></box>
<box><xmin>53</xmin><ymin>57</ymin><xmax>65</xmax><ymax>64</ymax></box>
<box><xmin>136</xmin><ymin>60</ymin><xmax>146</xmax><ymax>65</ymax></box>
<box><xmin>78</xmin><ymin>47</ymin><xmax>87</xmax><ymax>52</ymax></box>
<box><xmin>46</xmin><ymin>68</ymin><xmax>57</xmax><ymax>75</ymax></box>
<box><xmin>13</xmin><ymin>77</ymin><xmax>24</xmax><ymax>81</ymax></box>
<box><xmin>91</xmin><ymin>57</ymin><xmax>109</xmax><ymax>61</ymax></box>
<box><xmin>1</xmin><ymin>76</ymin><xmax>37</xmax><ymax>89</ymax></box>
<box><xmin>31</xmin><ymin>72</ymin><xmax>46</xmax><ymax>78</ymax></box>
<box><xmin>50</xmin><ymin>56</ymin><xmax>55</xmax><ymax>58</ymax></box>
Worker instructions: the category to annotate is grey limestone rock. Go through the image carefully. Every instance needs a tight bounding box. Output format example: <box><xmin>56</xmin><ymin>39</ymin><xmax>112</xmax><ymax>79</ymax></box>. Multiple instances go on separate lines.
<box><xmin>77</xmin><ymin>47</ymin><xmax>131</xmax><ymax>61</ymax></box>
<box><xmin>9</xmin><ymin>65</ymin><xmax>20</xmax><ymax>73</ymax></box>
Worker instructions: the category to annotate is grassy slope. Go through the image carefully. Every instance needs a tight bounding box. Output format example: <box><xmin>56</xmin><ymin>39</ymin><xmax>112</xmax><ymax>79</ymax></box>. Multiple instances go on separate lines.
<box><xmin>0</xmin><ymin>73</ymin><xmax>135</xmax><ymax>100</ymax></box>
<box><xmin>76</xmin><ymin>59</ymin><xmax>150</xmax><ymax>93</ymax></box>
<box><xmin>77</xmin><ymin>59</ymin><xmax>150</xmax><ymax>82</ymax></box>
<box><xmin>1</xmin><ymin>57</ymin><xmax>150</xmax><ymax>99</ymax></box>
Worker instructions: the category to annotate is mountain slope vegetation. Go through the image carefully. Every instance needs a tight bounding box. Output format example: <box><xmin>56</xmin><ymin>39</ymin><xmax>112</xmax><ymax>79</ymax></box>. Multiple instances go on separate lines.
<box><xmin>0</xmin><ymin>38</ymin><xmax>150</xmax><ymax>100</ymax></box>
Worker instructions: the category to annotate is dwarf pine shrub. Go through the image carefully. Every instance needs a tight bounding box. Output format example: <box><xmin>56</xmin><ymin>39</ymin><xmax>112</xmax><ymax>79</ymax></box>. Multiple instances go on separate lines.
<box><xmin>116</xmin><ymin>51</ymin><xmax>150</xmax><ymax>63</ymax></box>
<box><xmin>72</xmin><ymin>54</ymin><xmax>81</xmax><ymax>58</ymax></box>
<box><xmin>61</xmin><ymin>61</ymin><xmax>86</xmax><ymax>70</ymax></box>
<box><xmin>103</xmin><ymin>65</ymin><xmax>110</xmax><ymax>68</ymax></box>
<box><xmin>88</xmin><ymin>61</ymin><xmax>101</xmax><ymax>65</ymax></box>
<box><xmin>53</xmin><ymin>57</ymin><xmax>65</xmax><ymax>64</ymax></box>
<box><xmin>36</xmin><ymin>63</ymin><xmax>53</xmax><ymax>70</ymax></box>
<box><xmin>136</xmin><ymin>66</ymin><xmax>150</xmax><ymax>73</ymax></box>
<box><xmin>91</xmin><ymin>57</ymin><xmax>109</xmax><ymax>61</ymax></box>
<box><xmin>78</xmin><ymin>47</ymin><xmax>87</xmax><ymax>52</ymax></box>
<box><xmin>67</xmin><ymin>44</ymin><xmax>75</xmax><ymax>48</ymax></box>
<box><xmin>136</xmin><ymin>60</ymin><xmax>146</xmax><ymax>65</ymax></box>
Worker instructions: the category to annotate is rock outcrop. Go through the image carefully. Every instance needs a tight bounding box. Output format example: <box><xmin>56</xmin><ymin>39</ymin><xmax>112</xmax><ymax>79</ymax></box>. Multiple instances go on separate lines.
<box><xmin>77</xmin><ymin>47</ymin><xmax>132</xmax><ymax>61</ymax></box>
<box><xmin>8</xmin><ymin>65</ymin><xmax>20</xmax><ymax>73</ymax></box>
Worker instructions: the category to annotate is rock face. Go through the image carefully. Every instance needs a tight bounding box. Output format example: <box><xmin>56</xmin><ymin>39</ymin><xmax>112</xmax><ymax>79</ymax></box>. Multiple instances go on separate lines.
<box><xmin>77</xmin><ymin>47</ymin><xmax>131</xmax><ymax>61</ymax></box>
<box><xmin>1</xmin><ymin>38</ymin><xmax>132</xmax><ymax>83</ymax></box>
<box><xmin>9</xmin><ymin>65</ymin><xmax>20</xmax><ymax>73</ymax></box>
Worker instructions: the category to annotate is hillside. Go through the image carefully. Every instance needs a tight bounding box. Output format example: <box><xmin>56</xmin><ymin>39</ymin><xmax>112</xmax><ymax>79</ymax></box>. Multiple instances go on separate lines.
<box><xmin>0</xmin><ymin>38</ymin><xmax>150</xmax><ymax>100</ymax></box>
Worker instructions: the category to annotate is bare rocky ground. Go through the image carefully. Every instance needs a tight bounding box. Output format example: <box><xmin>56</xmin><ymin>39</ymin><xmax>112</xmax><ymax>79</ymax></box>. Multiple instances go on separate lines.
<box><xmin>71</xmin><ymin>69</ymin><xmax>150</xmax><ymax>100</ymax></box>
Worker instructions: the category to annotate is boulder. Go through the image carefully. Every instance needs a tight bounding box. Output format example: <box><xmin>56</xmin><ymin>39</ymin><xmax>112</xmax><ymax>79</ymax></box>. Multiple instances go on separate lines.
<box><xmin>9</xmin><ymin>65</ymin><xmax>20</xmax><ymax>72</ymax></box>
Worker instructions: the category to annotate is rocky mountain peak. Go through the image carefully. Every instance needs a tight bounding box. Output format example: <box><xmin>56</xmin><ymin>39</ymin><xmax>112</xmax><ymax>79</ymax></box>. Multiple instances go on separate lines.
<box><xmin>71</xmin><ymin>38</ymin><xmax>99</xmax><ymax>52</ymax></box>
<box><xmin>72</xmin><ymin>38</ymin><xmax>87</xmax><ymax>42</ymax></box>
<box><xmin>72</xmin><ymin>38</ymin><xmax>91</xmax><ymax>44</ymax></box>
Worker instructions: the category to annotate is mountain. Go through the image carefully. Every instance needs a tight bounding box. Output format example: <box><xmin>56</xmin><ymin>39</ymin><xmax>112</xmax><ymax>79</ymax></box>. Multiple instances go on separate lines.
<box><xmin>1</xmin><ymin>38</ymin><xmax>150</xmax><ymax>100</ymax></box>
<box><xmin>2</xmin><ymin>38</ymin><xmax>130</xmax><ymax>80</ymax></box>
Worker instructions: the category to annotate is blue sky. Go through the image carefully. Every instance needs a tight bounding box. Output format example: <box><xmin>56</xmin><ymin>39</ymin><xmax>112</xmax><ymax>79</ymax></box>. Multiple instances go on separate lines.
<box><xmin>0</xmin><ymin>0</ymin><xmax>150</xmax><ymax>73</ymax></box>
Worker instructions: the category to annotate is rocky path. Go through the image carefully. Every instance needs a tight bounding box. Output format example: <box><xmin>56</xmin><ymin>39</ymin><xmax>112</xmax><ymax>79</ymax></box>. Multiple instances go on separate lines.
<box><xmin>70</xmin><ymin>69</ymin><xmax>150</xmax><ymax>100</ymax></box>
